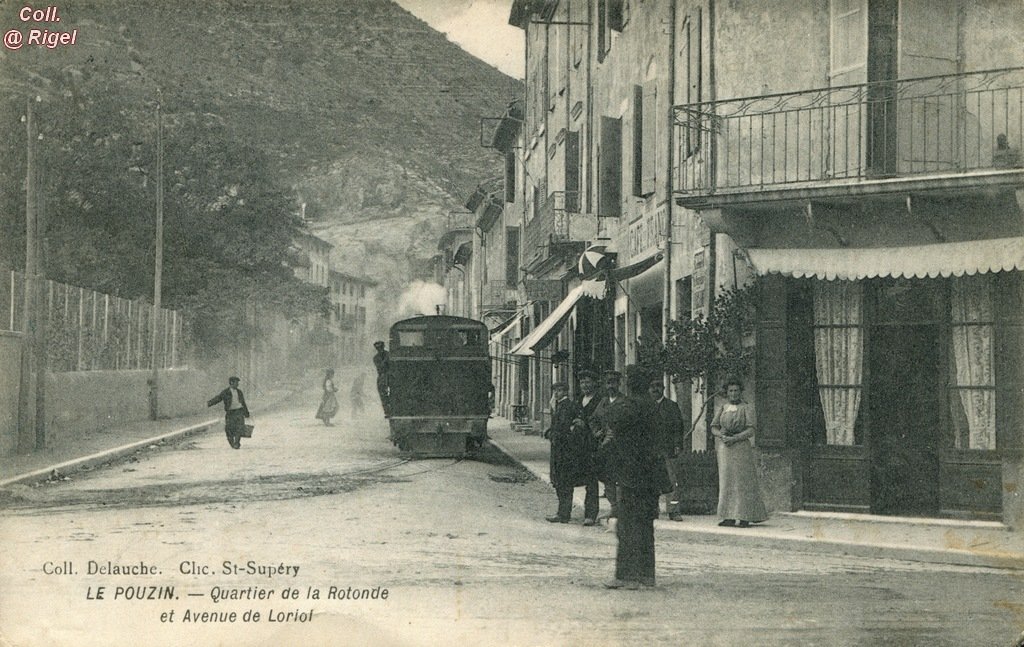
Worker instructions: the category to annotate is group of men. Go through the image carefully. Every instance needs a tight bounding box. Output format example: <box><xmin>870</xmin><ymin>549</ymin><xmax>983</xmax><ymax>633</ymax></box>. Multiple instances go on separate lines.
<box><xmin>545</xmin><ymin>365</ymin><xmax>685</xmax><ymax>589</ymax></box>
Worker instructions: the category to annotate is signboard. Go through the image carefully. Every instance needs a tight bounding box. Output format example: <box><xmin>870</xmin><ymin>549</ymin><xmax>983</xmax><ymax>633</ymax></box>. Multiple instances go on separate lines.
<box><xmin>626</xmin><ymin>205</ymin><xmax>666</xmax><ymax>262</ymax></box>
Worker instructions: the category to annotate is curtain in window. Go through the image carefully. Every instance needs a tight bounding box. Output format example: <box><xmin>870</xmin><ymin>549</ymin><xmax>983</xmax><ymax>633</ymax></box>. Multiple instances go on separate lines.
<box><xmin>950</xmin><ymin>274</ymin><xmax>995</xmax><ymax>450</ymax></box>
<box><xmin>813</xmin><ymin>281</ymin><xmax>864</xmax><ymax>446</ymax></box>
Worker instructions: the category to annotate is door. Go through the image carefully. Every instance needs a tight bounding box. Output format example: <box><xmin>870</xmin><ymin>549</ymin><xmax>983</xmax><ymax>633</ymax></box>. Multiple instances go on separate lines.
<box><xmin>868</xmin><ymin>281</ymin><xmax>941</xmax><ymax>516</ymax></box>
<box><xmin>866</xmin><ymin>0</ymin><xmax>898</xmax><ymax>175</ymax></box>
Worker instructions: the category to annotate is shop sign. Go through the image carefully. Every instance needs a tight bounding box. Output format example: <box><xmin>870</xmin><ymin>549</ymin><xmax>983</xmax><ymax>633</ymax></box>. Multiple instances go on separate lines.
<box><xmin>626</xmin><ymin>206</ymin><xmax>666</xmax><ymax>263</ymax></box>
<box><xmin>524</xmin><ymin>280</ymin><xmax>563</xmax><ymax>301</ymax></box>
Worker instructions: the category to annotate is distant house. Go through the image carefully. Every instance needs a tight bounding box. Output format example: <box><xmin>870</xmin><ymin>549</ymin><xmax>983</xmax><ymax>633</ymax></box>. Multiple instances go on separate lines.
<box><xmin>329</xmin><ymin>269</ymin><xmax>377</xmax><ymax>365</ymax></box>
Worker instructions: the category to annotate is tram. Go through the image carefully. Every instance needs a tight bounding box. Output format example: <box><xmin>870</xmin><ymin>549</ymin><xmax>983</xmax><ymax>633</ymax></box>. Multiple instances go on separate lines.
<box><xmin>386</xmin><ymin>315</ymin><xmax>491</xmax><ymax>456</ymax></box>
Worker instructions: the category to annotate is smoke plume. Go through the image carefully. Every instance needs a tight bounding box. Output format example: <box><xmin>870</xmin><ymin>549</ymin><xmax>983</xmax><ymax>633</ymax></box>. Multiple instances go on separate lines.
<box><xmin>396</xmin><ymin>280</ymin><xmax>447</xmax><ymax>318</ymax></box>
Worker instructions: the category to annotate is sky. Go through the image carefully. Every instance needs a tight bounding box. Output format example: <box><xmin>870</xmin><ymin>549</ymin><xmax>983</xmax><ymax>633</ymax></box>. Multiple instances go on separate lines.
<box><xmin>392</xmin><ymin>0</ymin><xmax>525</xmax><ymax>79</ymax></box>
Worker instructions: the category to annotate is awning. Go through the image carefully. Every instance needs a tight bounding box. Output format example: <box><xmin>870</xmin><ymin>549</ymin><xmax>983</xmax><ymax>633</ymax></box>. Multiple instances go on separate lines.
<box><xmin>612</xmin><ymin>252</ymin><xmax>664</xmax><ymax>281</ymax></box>
<box><xmin>509</xmin><ymin>286</ymin><xmax>585</xmax><ymax>357</ymax></box>
<box><xmin>489</xmin><ymin>311</ymin><xmax>523</xmax><ymax>344</ymax></box>
<box><xmin>745</xmin><ymin>236</ymin><xmax>1024</xmax><ymax>281</ymax></box>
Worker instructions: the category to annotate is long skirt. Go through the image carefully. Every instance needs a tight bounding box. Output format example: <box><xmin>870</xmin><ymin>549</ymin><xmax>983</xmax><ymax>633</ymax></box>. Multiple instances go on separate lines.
<box><xmin>615</xmin><ymin>485</ymin><xmax>658</xmax><ymax>583</ymax></box>
<box><xmin>315</xmin><ymin>392</ymin><xmax>339</xmax><ymax>421</ymax></box>
<box><xmin>715</xmin><ymin>437</ymin><xmax>768</xmax><ymax>522</ymax></box>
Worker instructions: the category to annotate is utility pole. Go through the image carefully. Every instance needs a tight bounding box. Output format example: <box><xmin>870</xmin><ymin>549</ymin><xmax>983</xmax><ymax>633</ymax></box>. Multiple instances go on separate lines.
<box><xmin>149</xmin><ymin>95</ymin><xmax>163</xmax><ymax>420</ymax></box>
<box><xmin>34</xmin><ymin>124</ymin><xmax>48</xmax><ymax>450</ymax></box>
<box><xmin>17</xmin><ymin>97</ymin><xmax>38</xmax><ymax>453</ymax></box>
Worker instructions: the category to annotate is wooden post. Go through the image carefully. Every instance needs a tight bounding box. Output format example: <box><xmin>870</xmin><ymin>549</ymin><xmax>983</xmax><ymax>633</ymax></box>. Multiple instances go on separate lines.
<box><xmin>90</xmin><ymin>290</ymin><xmax>97</xmax><ymax>369</ymax></box>
<box><xmin>34</xmin><ymin>167</ymin><xmax>47</xmax><ymax>449</ymax></box>
<box><xmin>17</xmin><ymin>98</ymin><xmax>37</xmax><ymax>453</ymax></box>
<box><xmin>150</xmin><ymin>96</ymin><xmax>163</xmax><ymax>419</ymax></box>
<box><xmin>77</xmin><ymin>286</ymin><xmax>84</xmax><ymax>371</ymax></box>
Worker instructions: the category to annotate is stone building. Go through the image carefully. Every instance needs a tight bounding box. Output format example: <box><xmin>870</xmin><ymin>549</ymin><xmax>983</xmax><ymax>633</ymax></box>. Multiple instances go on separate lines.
<box><xmin>496</xmin><ymin>0</ymin><xmax>1024</xmax><ymax>524</ymax></box>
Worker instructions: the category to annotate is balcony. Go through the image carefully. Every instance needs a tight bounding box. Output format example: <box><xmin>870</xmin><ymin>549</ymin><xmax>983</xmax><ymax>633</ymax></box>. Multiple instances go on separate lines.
<box><xmin>523</xmin><ymin>191</ymin><xmax>589</xmax><ymax>270</ymax></box>
<box><xmin>673</xmin><ymin>67</ymin><xmax>1024</xmax><ymax>207</ymax></box>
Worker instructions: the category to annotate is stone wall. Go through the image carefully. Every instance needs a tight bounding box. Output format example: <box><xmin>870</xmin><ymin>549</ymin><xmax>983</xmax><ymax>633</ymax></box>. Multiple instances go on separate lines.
<box><xmin>0</xmin><ymin>365</ymin><xmax>218</xmax><ymax>457</ymax></box>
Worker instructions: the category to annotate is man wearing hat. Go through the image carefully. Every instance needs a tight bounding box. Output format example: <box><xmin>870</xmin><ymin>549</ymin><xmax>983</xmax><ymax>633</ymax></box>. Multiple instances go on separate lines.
<box><xmin>590</xmin><ymin>369</ymin><xmax>625</xmax><ymax>518</ymax></box>
<box><xmin>545</xmin><ymin>380</ymin><xmax>600</xmax><ymax>524</ymax></box>
<box><xmin>571</xmin><ymin>369</ymin><xmax>604</xmax><ymax>525</ymax></box>
<box><xmin>372</xmin><ymin>340</ymin><xmax>390</xmax><ymax>416</ymax></box>
<box><xmin>207</xmin><ymin>376</ymin><xmax>251</xmax><ymax>449</ymax></box>
<box><xmin>649</xmin><ymin>377</ymin><xmax>686</xmax><ymax>521</ymax></box>
<box><xmin>603</xmin><ymin>365</ymin><xmax>661</xmax><ymax>589</ymax></box>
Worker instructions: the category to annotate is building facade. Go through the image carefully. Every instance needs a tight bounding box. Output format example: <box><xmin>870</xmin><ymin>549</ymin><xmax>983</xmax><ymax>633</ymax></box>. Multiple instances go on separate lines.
<box><xmin>483</xmin><ymin>0</ymin><xmax>1024</xmax><ymax>525</ymax></box>
<box><xmin>671</xmin><ymin>0</ymin><xmax>1024</xmax><ymax>524</ymax></box>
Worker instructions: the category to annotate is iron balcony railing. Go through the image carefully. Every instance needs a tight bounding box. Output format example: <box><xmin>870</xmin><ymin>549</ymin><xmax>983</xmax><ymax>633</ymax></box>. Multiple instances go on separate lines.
<box><xmin>673</xmin><ymin>67</ymin><xmax>1024</xmax><ymax>198</ymax></box>
<box><xmin>523</xmin><ymin>190</ymin><xmax>582</xmax><ymax>266</ymax></box>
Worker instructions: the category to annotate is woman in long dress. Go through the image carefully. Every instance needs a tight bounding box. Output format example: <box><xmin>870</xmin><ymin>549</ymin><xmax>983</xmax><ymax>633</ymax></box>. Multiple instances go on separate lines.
<box><xmin>315</xmin><ymin>368</ymin><xmax>339</xmax><ymax>426</ymax></box>
<box><xmin>711</xmin><ymin>377</ymin><xmax>768</xmax><ymax>527</ymax></box>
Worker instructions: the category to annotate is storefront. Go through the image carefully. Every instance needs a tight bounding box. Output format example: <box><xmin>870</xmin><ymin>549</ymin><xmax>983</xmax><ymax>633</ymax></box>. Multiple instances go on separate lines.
<box><xmin>749</xmin><ymin>238</ymin><xmax>1024</xmax><ymax>523</ymax></box>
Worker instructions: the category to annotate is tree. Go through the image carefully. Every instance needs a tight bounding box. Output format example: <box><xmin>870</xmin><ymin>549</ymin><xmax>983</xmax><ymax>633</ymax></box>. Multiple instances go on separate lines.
<box><xmin>641</xmin><ymin>280</ymin><xmax>759</xmax><ymax>439</ymax></box>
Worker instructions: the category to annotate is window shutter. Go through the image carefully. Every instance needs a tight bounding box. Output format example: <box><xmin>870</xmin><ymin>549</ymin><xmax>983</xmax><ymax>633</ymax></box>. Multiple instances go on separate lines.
<box><xmin>755</xmin><ymin>275</ymin><xmax>789</xmax><ymax>448</ymax></box>
<box><xmin>632</xmin><ymin>85</ymin><xmax>644</xmax><ymax>197</ymax></box>
<box><xmin>995</xmin><ymin>272</ymin><xmax>1024</xmax><ymax>453</ymax></box>
<box><xmin>685</xmin><ymin>10</ymin><xmax>702</xmax><ymax>156</ymax></box>
<box><xmin>829</xmin><ymin>0</ymin><xmax>867</xmax><ymax>84</ymax></box>
<box><xmin>642</xmin><ymin>80</ymin><xmax>657</xmax><ymax>195</ymax></box>
<box><xmin>609</xmin><ymin>0</ymin><xmax>625</xmax><ymax>32</ymax></box>
<box><xmin>598</xmin><ymin>116</ymin><xmax>622</xmax><ymax>217</ymax></box>
<box><xmin>564</xmin><ymin>131</ymin><xmax>580</xmax><ymax>212</ymax></box>
<box><xmin>504</xmin><ymin>150</ymin><xmax>516</xmax><ymax>203</ymax></box>
<box><xmin>506</xmin><ymin>227</ymin><xmax>520</xmax><ymax>287</ymax></box>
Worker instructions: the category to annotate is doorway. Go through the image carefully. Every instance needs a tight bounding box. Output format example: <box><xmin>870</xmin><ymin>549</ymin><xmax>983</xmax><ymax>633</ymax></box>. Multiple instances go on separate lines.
<box><xmin>868</xmin><ymin>281</ymin><xmax>941</xmax><ymax>516</ymax></box>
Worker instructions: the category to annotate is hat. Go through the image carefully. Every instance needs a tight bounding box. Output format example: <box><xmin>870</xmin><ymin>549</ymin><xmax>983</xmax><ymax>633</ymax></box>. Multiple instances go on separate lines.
<box><xmin>228</xmin><ymin>376</ymin><xmax>240</xmax><ymax>383</ymax></box>
<box><xmin>551</xmin><ymin>382</ymin><xmax>569</xmax><ymax>390</ymax></box>
<box><xmin>577</xmin><ymin>369</ymin><xmax>599</xmax><ymax>380</ymax></box>
<box><xmin>373</xmin><ymin>340</ymin><xmax>385</xmax><ymax>349</ymax></box>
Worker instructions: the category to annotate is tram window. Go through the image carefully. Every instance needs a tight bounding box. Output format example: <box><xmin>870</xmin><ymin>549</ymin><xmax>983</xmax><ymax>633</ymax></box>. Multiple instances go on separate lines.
<box><xmin>397</xmin><ymin>330</ymin><xmax>424</xmax><ymax>347</ymax></box>
<box><xmin>454</xmin><ymin>329</ymin><xmax>482</xmax><ymax>346</ymax></box>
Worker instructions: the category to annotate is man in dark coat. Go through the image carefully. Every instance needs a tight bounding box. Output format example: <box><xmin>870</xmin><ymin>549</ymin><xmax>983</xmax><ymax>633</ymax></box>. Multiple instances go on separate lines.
<box><xmin>372</xmin><ymin>340</ymin><xmax>390</xmax><ymax>416</ymax></box>
<box><xmin>207</xmin><ymin>376</ymin><xmax>251</xmax><ymax>449</ymax></box>
<box><xmin>590</xmin><ymin>370</ymin><xmax>625</xmax><ymax>518</ymax></box>
<box><xmin>603</xmin><ymin>365</ymin><xmax>661</xmax><ymax>589</ymax></box>
<box><xmin>649</xmin><ymin>378</ymin><xmax>686</xmax><ymax>521</ymax></box>
<box><xmin>545</xmin><ymin>382</ymin><xmax>598</xmax><ymax>524</ymax></box>
<box><xmin>572</xmin><ymin>370</ymin><xmax>604</xmax><ymax>525</ymax></box>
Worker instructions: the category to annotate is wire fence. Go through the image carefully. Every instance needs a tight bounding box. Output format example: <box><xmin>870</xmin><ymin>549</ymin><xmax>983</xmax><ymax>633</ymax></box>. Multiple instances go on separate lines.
<box><xmin>0</xmin><ymin>269</ymin><xmax>186</xmax><ymax>372</ymax></box>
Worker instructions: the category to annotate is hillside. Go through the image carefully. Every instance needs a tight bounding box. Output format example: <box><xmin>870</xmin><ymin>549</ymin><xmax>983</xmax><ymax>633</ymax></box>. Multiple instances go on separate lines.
<box><xmin>0</xmin><ymin>0</ymin><xmax>520</xmax><ymax>322</ymax></box>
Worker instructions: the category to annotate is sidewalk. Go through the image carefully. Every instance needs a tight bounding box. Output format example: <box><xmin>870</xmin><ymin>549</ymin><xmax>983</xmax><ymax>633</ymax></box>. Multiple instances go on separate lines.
<box><xmin>0</xmin><ymin>383</ymin><xmax>301</xmax><ymax>489</ymax></box>
<box><xmin>487</xmin><ymin>415</ymin><xmax>1024</xmax><ymax>571</ymax></box>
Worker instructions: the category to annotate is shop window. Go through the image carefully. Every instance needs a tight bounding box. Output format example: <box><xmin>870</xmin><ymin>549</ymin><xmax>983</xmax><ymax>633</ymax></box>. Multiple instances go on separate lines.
<box><xmin>948</xmin><ymin>274</ymin><xmax>996</xmax><ymax>450</ymax></box>
<box><xmin>812</xmin><ymin>281</ymin><xmax>864</xmax><ymax>446</ymax></box>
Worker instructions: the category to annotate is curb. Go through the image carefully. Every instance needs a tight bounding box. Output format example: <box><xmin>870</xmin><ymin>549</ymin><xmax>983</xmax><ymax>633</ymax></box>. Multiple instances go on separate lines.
<box><xmin>0</xmin><ymin>419</ymin><xmax>219</xmax><ymax>489</ymax></box>
<box><xmin>486</xmin><ymin>438</ymin><xmax>1024</xmax><ymax>571</ymax></box>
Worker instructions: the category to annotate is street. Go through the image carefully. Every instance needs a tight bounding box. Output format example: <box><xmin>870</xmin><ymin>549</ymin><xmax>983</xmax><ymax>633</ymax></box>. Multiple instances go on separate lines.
<box><xmin>1</xmin><ymin>396</ymin><xmax>1022</xmax><ymax>647</ymax></box>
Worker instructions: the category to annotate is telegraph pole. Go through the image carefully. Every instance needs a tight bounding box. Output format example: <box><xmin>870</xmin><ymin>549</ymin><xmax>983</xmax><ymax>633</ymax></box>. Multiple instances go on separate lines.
<box><xmin>34</xmin><ymin>125</ymin><xmax>48</xmax><ymax>450</ymax></box>
<box><xmin>17</xmin><ymin>97</ymin><xmax>38</xmax><ymax>452</ymax></box>
<box><xmin>149</xmin><ymin>95</ymin><xmax>163</xmax><ymax>420</ymax></box>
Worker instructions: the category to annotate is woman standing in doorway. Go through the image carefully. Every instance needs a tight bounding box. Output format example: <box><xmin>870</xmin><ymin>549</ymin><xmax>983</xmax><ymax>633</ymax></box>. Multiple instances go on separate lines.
<box><xmin>711</xmin><ymin>377</ymin><xmax>768</xmax><ymax>528</ymax></box>
<box><xmin>315</xmin><ymin>368</ymin><xmax>339</xmax><ymax>426</ymax></box>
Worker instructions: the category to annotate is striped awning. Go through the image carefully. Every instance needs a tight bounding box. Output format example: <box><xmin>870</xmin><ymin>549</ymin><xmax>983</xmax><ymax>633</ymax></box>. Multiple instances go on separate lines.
<box><xmin>744</xmin><ymin>236</ymin><xmax>1024</xmax><ymax>281</ymax></box>
<box><xmin>489</xmin><ymin>311</ymin><xmax>523</xmax><ymax>344</ymax></box>
<box><xmin>509</xmin><ymin>286</ymin><xmax>585</xmax><ymax>357</ymax></box>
